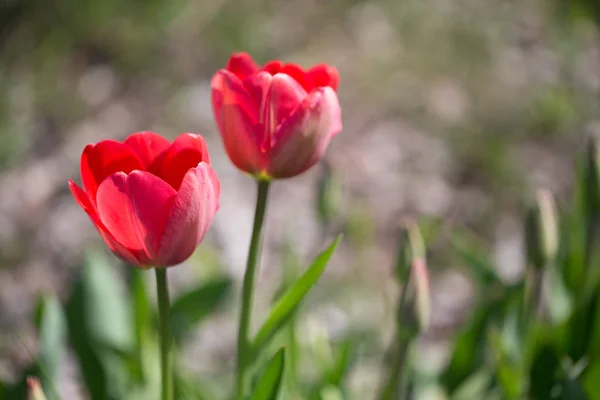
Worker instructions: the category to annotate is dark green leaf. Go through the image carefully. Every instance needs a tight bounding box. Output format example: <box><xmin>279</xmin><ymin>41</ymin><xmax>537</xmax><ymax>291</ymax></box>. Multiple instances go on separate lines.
<box><xmin>170</xmin><ymin>277</ymin><xmax>232</xmax><ymax>343</ymax></box>
<box><xmin>249</xmin><ymin>348</ymin><xmax>286</xmax><ymax>400</ymax></box>
<box><xmin>252</xmin><ymin>236</ymin><xmax>342</xmax><ymax>354</ymax></box>
<box><xmin>530</xmin><ymin>344</ymin><xmax>560</xmax><ymax>399</ymax></box>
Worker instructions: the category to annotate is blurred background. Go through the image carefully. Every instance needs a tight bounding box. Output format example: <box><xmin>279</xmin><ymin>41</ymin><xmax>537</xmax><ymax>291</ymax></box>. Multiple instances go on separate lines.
<box><xmin>0</xmin><ymin>0</ymin><xmax>599</xmax><ymax>398</ymax></box>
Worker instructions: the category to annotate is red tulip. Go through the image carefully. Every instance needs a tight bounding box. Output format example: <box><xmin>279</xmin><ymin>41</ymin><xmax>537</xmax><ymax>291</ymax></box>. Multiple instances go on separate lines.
<box><xmin>69</xmin><ymin>132</ymin><xmax>220</xmax><ymax>268</ymax></box>
<box><xmin>211</xmin><ymin>52</ymin><xmax>342</xmax><ymax>179</ymax></box>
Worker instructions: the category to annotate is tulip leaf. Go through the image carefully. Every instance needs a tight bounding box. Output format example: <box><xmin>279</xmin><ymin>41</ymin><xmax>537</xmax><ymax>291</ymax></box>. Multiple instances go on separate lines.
<box><xmin>34</xmin><ymin>295</ymin><xmax>67</xmax><ymax>399</ymax></box>
<box><xmin>85</xmin><ymin>251</ymin><xmax>133</xmax><ymax>352</ymax></box>
<box><xmin>249</xmin><ymin>348</ymin><xmax>286</xmax><ymax>400</ymax></box>
<box><xmin>252</xmin><ymin>235</ymin><xmax>342</xmax><ymax>354</ymax></box>
<box><xmin>450</xmin><ymin>231</ymin><xmax>502</xmax><ymax>287</ymax></box>
<box><xmin>66</xmin><ymin>251</ymin><xmax>134</xmax><ymax>399</ymax></box>
<box><xmin>170</xmin><ymin>277</ymin><xmax>232</xmax><ymax>343</ymax></box>
<box><xmin>66</xmin><ymin>275</ymin><xmax>108</xmax><ymax>400</ymax></box>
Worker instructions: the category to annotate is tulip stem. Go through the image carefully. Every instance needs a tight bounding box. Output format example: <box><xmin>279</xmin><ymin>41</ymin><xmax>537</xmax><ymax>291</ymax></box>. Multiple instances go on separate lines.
<box><xmin>236</xmin><ymin>180</ymin><xmax>270</xmax><ymax>400</ymax></box>
<box><xmin>155</xmin><ymin>268</ymin><xmax>173</xmax><ymax>400</ymax></box>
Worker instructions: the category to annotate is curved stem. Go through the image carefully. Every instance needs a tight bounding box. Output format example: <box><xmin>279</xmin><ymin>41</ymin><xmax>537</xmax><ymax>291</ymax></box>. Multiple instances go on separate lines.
<box><xmin>236</xmin><ymin>180</ymin><xmax>271</xmax><ymax>399</ymax></box>
<box><xmin>155</xmin><ymin>268</ymin><xmax>173</xmax><ymax>400</ymax></box>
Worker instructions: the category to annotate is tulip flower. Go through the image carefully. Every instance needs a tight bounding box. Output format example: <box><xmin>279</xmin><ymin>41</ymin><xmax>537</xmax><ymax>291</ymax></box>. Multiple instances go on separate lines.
<box><xmin>211</xmin><ymin>52</ymin><xmax>342</xmax><ymax>180</ymax></box>
<box><xmin>69</xmin><ymin>131</ymin><xmax>220</xmax><ymax>269</ymax></box>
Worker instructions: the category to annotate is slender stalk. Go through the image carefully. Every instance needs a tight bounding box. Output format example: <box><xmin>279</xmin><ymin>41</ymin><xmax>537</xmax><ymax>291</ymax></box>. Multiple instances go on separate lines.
<box><xmin>155</xmin><ymin>268</ymin><xmax>173</xmax><ymax>400</ymax></box>
<box><xmin>380</xmin><ymin>267</ymin><xmax>414</xmax><ymax>400</ymax></box>
<box><xmin>381</xmin><ymin>338</ymin><xmax>411</xmax><ymax>400</ymax></box>
<box><xmin>236</xmin><ymin>180</ymin><xmax>271</xmax><ymax>399</ymax></box>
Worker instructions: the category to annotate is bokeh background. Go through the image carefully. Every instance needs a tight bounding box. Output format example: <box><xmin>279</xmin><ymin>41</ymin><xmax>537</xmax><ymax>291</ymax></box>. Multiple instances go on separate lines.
<box><xmin>0</xmin><ymin>0</ymin><xmax>598</xmax><ymax>398</ymax></box>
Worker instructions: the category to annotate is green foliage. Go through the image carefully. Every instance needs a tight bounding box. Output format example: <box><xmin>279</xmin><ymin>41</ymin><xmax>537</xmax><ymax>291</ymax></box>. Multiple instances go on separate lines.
<box><xmin>169</xmin><ymin>277</ymin><xmax>232</xmax><ymax>344</ymax></box>
<box><xmin>249</xmin><ymin>348</ymin><xmax>286</xmax><ymax>400</ymax></box>
<box><xmin>252</xmin><ymin>236</ymin><xmax>342</xmax><ymax>356</ymax></box>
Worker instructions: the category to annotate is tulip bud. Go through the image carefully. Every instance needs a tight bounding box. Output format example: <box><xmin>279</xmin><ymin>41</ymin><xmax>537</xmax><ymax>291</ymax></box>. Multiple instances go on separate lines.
<box><xmin>525</xmin><ymin>190</ymin><xmax>559</xmax><ymax>270</ymax></box>
<box><xmin>27</xmin><ymin>377</ymin><xmax>47</xmax><ymax>400</ymax></box>
<box><xmin>395</xmin><ymin>220</ymin><xmax>430</xmax><ymax>337</ymax></box>
<box><xmin>394</xmin><ymin>219</ymin><xmax>426</xmax><ymax>283</ymax></box>
<box><xmin>316</xmin><ymin>161</ymin><xmax>342</xmax><ymax>228</ymax></box>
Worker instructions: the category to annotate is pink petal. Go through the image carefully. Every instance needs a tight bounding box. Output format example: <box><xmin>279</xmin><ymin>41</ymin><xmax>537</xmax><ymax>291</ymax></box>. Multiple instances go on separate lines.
<box><xmin>150</xmin><ymin>133</ymin><xmax>210</xmax><ymax>190</ymax></box>
<box><xmin>226</xmin><ymin>52</ymin><xmax>260</xmax><ymax>80</ymax></box>
<box><xmin>127</xmin><ymin>171</ymin><xmax>177</xmax><ymax>262</ymax></box>
<box><xmin>242</xmin><ymin>71</ymin><xmax>273</xmax><ymax>151</ymax></box>
<box><xmin>307</xmin><ymin>64</ymin><xmax>339</xmax><ymax>91</ymax></box>
<box><xmin>266</xmin><ymin>73</ymin><xmax>307</xmax><ymax>144</ymax></box>
<box><xmin>157</xmin><ymin>162</ymin><xmax>220</xmax><ymax>266</ymax></box>
<box><xmin>124</xmin><ymin>131</ymin><xmax>171</xmax><ymax>169</ymax></box>
<box><xmin>81</xmin><ymin>140</ymin><xmax>144</xmax><ymax>206</ymax></box>
<box><xmin>267</xmin><ymin>87</ymin><xmax>341</xmax><ymax>178</ymax></box>
<box><xmin>96</xmin><ymin>172</ymin><xmax>149</xmax><ymax>263</ymax></box>
<box><xmin>211</xmin><ymin>70</ymin><xmax>264</xmax><ymax>175</ymax></box>
<box><xmin>243</xmin><ymin>71</ymin><xmax>272</xmax><ymax>111</ymax></box>
<box><xmin>69</xmin><ymin>179</ymin><xmax>141</xmax><ymax>266</ymax></box>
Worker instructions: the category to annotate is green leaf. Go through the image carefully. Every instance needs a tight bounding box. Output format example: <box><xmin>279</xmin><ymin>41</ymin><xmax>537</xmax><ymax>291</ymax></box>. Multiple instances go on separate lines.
<box><xmin>450</xmin><ymin>369</ymin><xmax>494</xmax><ymax>400</ymax></box>
<box><xmin>66</xmin><ymin>251</ymin><xmax>134</xmax><ymax>399</ymax></box>
<box><xmin>132</xmin><ymin>269</ymin><xmax>150</xmax><ymax>349</ymax></box>
<box><xmin>582</xmin><ymin>359</ymin><xmax>600</xmax><ymax>399</ymax></box>
<box><xmin>529</xmin><ymin>344</ymin><xmax>560</xmax><ymax>399</ymax></box>
<box><xmin>451</xmin><ymin>231</ymin><xmax>502</xmax><ymax>287</ymax></box>
<box><xmin>66</xmin><ymin>277</ymin><xmax>108</xmax><ymax>400</ymax></box>
<box><xmin>170</xmin><ymin>277</ymin><xmax>232</xmax><ymax>343</ymax></box>
<box><xmin>252</xmin><ymin>236</ymin><xmax>342</xmax><ymax>354</ymax></box>
<box><xmin>249</xmin><ymin>348</ymin><xmax>286</xmax><ymax>400</ymax></box>
<box><xmin>85</xmin><ymin>251</ymin><xmax>133</xmax><ymax>352</ymax></box>
<box><xmin>34</xmin><ymin>296</ymin><xmax>67</xmax><ymax>399</ymax></box>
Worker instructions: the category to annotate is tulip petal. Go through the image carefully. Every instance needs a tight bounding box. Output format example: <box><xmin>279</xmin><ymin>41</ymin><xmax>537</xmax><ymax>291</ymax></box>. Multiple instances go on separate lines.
<box><xmin>211</xmin><ymin>70</ymin><xmax>264</xmax><ymax>174</ymax></box>
<box><xmin>69</xmin><ymin>179</ymin><xmax>141</xmax><ymax>266</ymax></box>
<box><xmin>81</xmin><ymin>140</ymin><xmax>144</xmax><ymax>206</ymax></box>
<box><xmin>126</xmin><ymin>171</ymin><xmax>177</xmax><ymax>261</ymax></box>
<box><xmin>96</xmin><ymin>172</ymin><xmax>151</xmax><ymax>264</ymax></box>
<box><xmin>268</xmin><ymin>87</ymin><xmax>342</xmax><ymax>178</ymax></box>
<box><xmin>157</xmin><ymin>162</ymin><xmax>220</xmax><ymax>266</ymax></box>
<box><xmin>281</xmin><ymin>63</ymin><xmax>310</xmax><ymax>92</ymax></box>
<box><xmin>150</xmin><ymin>133</ymin><xmax>210</xmax><ymax>190</ymax></box>
<box><xmin>267</xmin><ymin>73</ymin><xmax>307</xmax><ymax>144</ymax></box>
<box><xmin>307</xmin><ymin>64</ymin><xmax>339</xmax><ymax>91</ymax></box>
<box><xmin>262</xmin><ymin>60</ymin><xmax>284</xmax><ymax>75</ymax></box>
<box><xmin>124</xmin><ymin>131</ymin><xmax>171</xmax><ymax>169</ymax></box>
<box><xmin>226</xmin><ymin>52</ymin><xmax>260</xmax><ymax>80</ymax></box>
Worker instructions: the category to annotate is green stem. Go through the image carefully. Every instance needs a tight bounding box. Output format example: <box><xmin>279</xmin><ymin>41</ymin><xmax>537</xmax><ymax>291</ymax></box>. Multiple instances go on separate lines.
<box><xmin>155</xmin><ymin>268</ymin><xmax>173</xmax><ymax>400</ymax></box>
<box><xmin>236</xmin><ymin>180</ymin><xmax>271</xmax><ymax>399</ymax></box>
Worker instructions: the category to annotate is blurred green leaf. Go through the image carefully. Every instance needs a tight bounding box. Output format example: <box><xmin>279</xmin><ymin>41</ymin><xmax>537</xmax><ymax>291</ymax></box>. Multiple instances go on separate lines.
<box><xmin>85</xmin><ymin>251</ymin><xmax>133</xmax><ymax>352</ymax></box>
<box><xmin>252</xmin><ymin>236</ymin><xmax>342</xmax><ymax>354</ymax></box>
<box><xmin>529</xmin><ymin>344</ymin><xmax>560</xmax><ymax>399</ymax></box>
<box><xmin>558</xmin><ymin>378</ymin><xmax>588</xmax><ymax>400</ymax></box>
<box><xmin>582</xmin><ymin>359</ymin><xmax>600</xmax><ymax>399</ymax></box>
<box><xmin>249</xmin><ymin>347</ymin><xmax>286</xmax><ymax>400</ymax></box>
<box><xmin>170</xmin><ymin>277</ymin><xmax>232</xmax><ymax>343</ymax></box>
<box><xmin>451</xmin><ymin>231</ymin><xmax>502</xmax><ymax>287</ymax></box>
<box><xmin>34</xmin><ymin>295</ymin><xmax>66</xmax><ymax>399</ymax></box>
<box><xmin>66</xmin><ymin>278</ymin><xmax>108</xmax><ymax>400</ymax></box>
<box><xmin>441</xmin><ymin>307</ymin><xmax>490</xmax><ymax>393</ymax></box>
<box><xmin>130</xmin><ymin>269</ymin><xmax>149</xmax><ymax>383</ymax></box>
<box><xmin>450</xmin><ymin>369</ymin><xmax>494</xmax><ymax>400</ymax></box>
<box><xmin>174</xmin><ymin>373</ymin><xmax>215</xmax><ymax>400</ymax></box>
<box><xmin>66</xmin><ymin>251</ymin><xmax>134</xmax><ymax>399</ymax></box>
<box><xmin>487</xmin><ymin>325</ymin><xmax>523</xmax><ymax>398</ymax></box>
<box><xmin>547</xmin><ymin>266</ymin><xmax>573</xmax><ymax>325</ymax></box>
